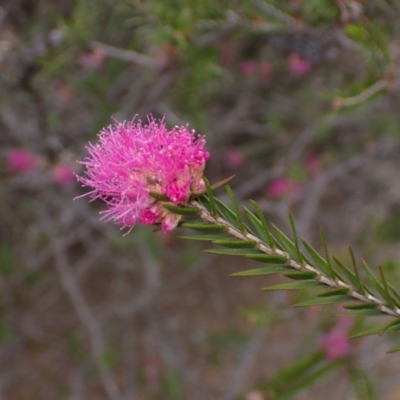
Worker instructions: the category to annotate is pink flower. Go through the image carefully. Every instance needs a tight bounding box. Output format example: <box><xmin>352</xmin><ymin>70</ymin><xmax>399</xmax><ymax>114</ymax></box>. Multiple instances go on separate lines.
<box><xmin>225</xmin><ymin>148</ymin><xmax>244</xmax><ymax>169</ymax></box>
<box><xmin>305</xmin><ymin>154</ymin><xmax>322</xmax><ymax>176</ymax></box>
<box><xmin>52</xmin><ymin>163</ymin><xmax>75</xmax><ymax>186</ymax></box>
<box><xmin>321</xmin><ymin>317</ymin><xmax>353</xmax><ymax>361</ymax></box>
<box><xmin>240</xmin><ymin>60</ymin><xmax>257</xmax><ymax>76</ymax></box>
<box><xmin>7</xmin><ymin>148</ymin><xmax>37</xmax><ymax>174</ymax></box>
<box><xmin>288</xmin><ymin>53</ymin><xmax>311</xmax><ymax>77</ymax></box>
<box><xmin>267</xmin><ymin>178</ymin><xmax>302</xmax><ymax>200</ymax></box>
<box><xmin>76</xmin><ymin>116</ymin><xmax>210</xmax><ymax>234</ymax></box>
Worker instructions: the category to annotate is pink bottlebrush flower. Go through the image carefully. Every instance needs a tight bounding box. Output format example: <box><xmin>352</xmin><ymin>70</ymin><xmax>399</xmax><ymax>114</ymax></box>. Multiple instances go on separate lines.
<box><xmin>76</xmin><ymin>116</ymin><xmax>210</xmax><ymax>234</ymax></box>
<box><xmin>321</xmin><ymin>317</ymin><xmax>353</xmax><ymax>361</ymax></box>
<box><xmin>51</xmin><ymin>162</ymin><xmax>75</xmax><ymax>186</ymax></box>
<box><xmin>288</xmin><ymin>53</ymin><xmax>311</xmax><ymax>77</ymax></box>
<box><xmin>7</xmin><ymin>148</ymin><xmax>37</xmax><ymax>174</ymax></box>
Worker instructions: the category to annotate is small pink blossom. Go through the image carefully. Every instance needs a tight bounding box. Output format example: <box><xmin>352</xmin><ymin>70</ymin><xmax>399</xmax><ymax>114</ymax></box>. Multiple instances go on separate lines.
<box><xmin>288</xmin><ymin>53</ymin><xmax>311</xmax><ymax>77</ymax></box>
<box><xmin>321</xmin><ymin>317</ymin><xmax>353</xmax><ymax>361</ymax></box>
<box><xmin>240</xmin><ymin>60</ymin><xmax>257</xmax><ymax>76</ymax></box>
<box><xmin>76</xmin><ymin>116</ymin><xmax>210</xmax><ymax>234</ymax></box>
<box><xmin>51</xmin><ymin>163</ymin><xmax>75</xmax><ymax>186</ymax></box>
<box><xmin>225</xmin><ymin>148</ymin><xmax>244</xmax><ymax>169</ymax></box>
<box><xmin>267</xmin><ymin>178</ymin><xmax>302</xmax><ymax>200</ymax></box>
<box><xmin>7</xmin><ymin>148</ymin><xmax>37</xmax><ymax>174</ymax></box>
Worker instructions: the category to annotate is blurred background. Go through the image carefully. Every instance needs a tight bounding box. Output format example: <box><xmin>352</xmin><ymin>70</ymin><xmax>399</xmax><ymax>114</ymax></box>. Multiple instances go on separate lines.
<box><xmin>2</xmin><ymin>0</ymin><xmax>400</xmax><ymax>399</ymax></box>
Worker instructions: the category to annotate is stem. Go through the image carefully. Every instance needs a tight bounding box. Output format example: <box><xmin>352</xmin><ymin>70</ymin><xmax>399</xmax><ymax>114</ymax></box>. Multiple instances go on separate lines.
<box><xmin>190</xmin><ymin>200</ymin><xmax>400</xmax><ymax>319</ymax></box>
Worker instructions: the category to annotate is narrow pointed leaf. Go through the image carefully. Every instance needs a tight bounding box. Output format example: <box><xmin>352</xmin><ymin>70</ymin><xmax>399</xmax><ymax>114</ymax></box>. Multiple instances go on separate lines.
<box><xmin>272</xmin><ymin>224</ymin><xmax>297</xmax><ymax>255</ymax></box>
<box><xmin>339</xmin><ymin>309</ymin><xmax>386</xmax><ymax>317</ymax></box>
<box><xmin>214</xmin><ymin>197</ymin><xmax>238</xmax><ymax>226</ymax></box>
<box><xmin>149</xmin><ymin>192</ymin><xmax>169</xmax><ymax>201</ymax></box>
<box><xmin>349</xmin><ymin>324</ymin><xmax>400</xmax><ymax>339</ymax></box>
<box><xmin>349</xmin><ymin>247</ymin><xmax>364</xmax><ymax>294</ymax></box>
<box><xmin>283</xmin><ymin>270</ymin><xmax>318</xmax><ymax>280</ymax></box>
<box><xmin>320</xmin><ymin>228</ymin><xmax>336</xmax><ymax>278</ymax></box>
<box><xmin>245</xmin><ymin>253</ymin><xmax>288</xmax><ymax>264</ymax></box>
<box><xmin>204</xmin><ymin>177</ymin><xmax>217</xmax><ymax>216</ymax></box>
<box><xmin>249</xmin><ymin>200</ymin><xmax>274</xmax><ymax>247</ymax></box>
<box><xmin>379</xmin><ymin>319</ymin><xmax>400</xmax><ymax>336</ymax></box>
<box><xmin>231</xmin><ymin>264</ymin><xmax>292</xmax><ymax>276</ymax></box>
<box><xmin>317</xmin><ymin>288</ymin><xmax>350</xmax><ymax>297</ymax></box>
<box><xmin>179</xmin><ymin>234</ymin><xmax>231</xmax><ymax>241</ymax></box>
<box><xmin>295</xmin><ymin>295</ymin><xmax>355</xmax><ymax>306</ymax></box>
<box><xmin>288</xmin><ymin>212</ymin><xmax>303</xmax><ymax>263</ymax></box>
<box><xmin>163</xmin><ymin>204</ymin><xmax>200</xmax><ymax>215</ymax></box>
<box><xmin>210</xmin><ymin>175</ymin><xmax>235</xmax><ymax>191</ymax></box>
<box><xmin>344</xmin><ymin>303</ymin><xmax>378</xmax><ymax>310</ymax></box>
<box><xmin>378</xmin><ymin>265</ymin><xmax>395</xmax><ymax>308</ymax></box>
<box><xmin>226</xmin><ymin>185</ymin><xmax>246</xmax><ymax>232</ymax></box>
<box><xmin>386</xmin><ymin>345</ymin><xmax>400</xmax><ymax>354</ymax></box>
<box><xmin>333</xmin><ymin>256</ymin><xmax>365</xmax><ymax>294</ymax></box>
<box><xmin>182</xmin><ymin>222</ymin><xmax>227</xmax><ymax>232</ymax></box>
<box><xmin>243</xmin><ymin>207</ymin><xmax>269</xmax><ymax>243</ymax></box>
<box><xmin>204</xmin><ymin>248</ymin><xmax>260</xmax><ymax>256</ymax></box>
<box><xmin>263</xmin><ymin>281</ymin><xmax>323</xmax><ymax>290</ymax></box>
<box><xmin>363</xmin><ymin>261</ymin><xmax>391</xmax><ymax>304</ymax></box>
<box><xmin>212</xmin><ymin>239</ymin><xmax>257</xmax><ymax>248</ymax></box>
<box><xmin>301</xmin><ymin>238</ymin><xmax>331</xmax><ymax>277</ymax></box>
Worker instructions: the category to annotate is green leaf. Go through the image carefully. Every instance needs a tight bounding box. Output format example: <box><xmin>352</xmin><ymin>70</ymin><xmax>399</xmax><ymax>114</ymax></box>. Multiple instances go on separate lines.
<box><xmin>386</xmin><ymin>345</ymin><xmax>400</xmax><ymax>354</ymax></box>
<box><xmin>283</xmin><ymin>270</ymin><xmax>318</xmax><ymax>280</ymax></box>
<box><xmin>179</xmin><ymin>234</ymin><xmax>231</xmax><ymax>241</ymax></box>
<box><xmin>301</xmin><ymin>238</ymin><xmax>331</xmax><ymax>277</ymax></box>
<box><xmin>212</xmin><ymin>239</ymin><xmax>257</xmax><ymax>248</ymax></box>
<box><xmin>344</xmin><ymin>303</ymin><xmax>378</xmax><ymax>310</ymax></box>
<box><xmin>210</xmin><ymin>175</ymin><xmax>235</xmax><ymax>191</ymax></box>
<box><xmin>349</xmin><ymin>247</ymin><xmax>365</xmax><ymax>295</ymax></box>
<box><xmin>149</xmin><ymin>192</ymin><xmax>169</xmax><ymax>201</ymax></box>
<box><xmin>288</xmin><ymin>212</ymin><xmax>303</xmax><ymax>263</ymax></box>
<box><xmin>378</xmin><ymin>265</ymin><xmax>395</xmax><ymax>308</ymax></box>
<box><xmin>295</xmin><ymin>295</ymin><xmax>355</xmax><ymax>306</ymax></box>
<box><xmin>362</xmin><ymin>261</ymin><xmax>391</xmax><ymax>305</ymax></box>
<box><xmin>263</xmin><ymin>281</ymin><xmax>323</xmax><ymax>291</ymax></box>
<box><xmin>243</xmin><ymin>207</ymin><xmax>269</xmax><ymax>243</ymax></box>
<box><xmin>320</xmin><ymin>228</ymin><xmax>336</xmax><ymax>278</ymax></box>
<box><xmin>340</xmin><ymin>309</ymin><xmax>386</xmax><ymax>317</ymax></box>
<box><xmin>245</xmin><ymin>254</ymin><xmax>288</xmax><ymax>264</ymax></box>
<box><xmin>214</xmin><ymin>197</ymin><xmax>238</xmax><ymax>226</ymax></box>
<box><xmin>249</xmin><ymin>200</ymin><xmax>274</xmax><ymax>247</ymax></box>
<box><xmin>231</xmin><ymin>265</ymin><xmax>291</xmax><ymax>276</ymax></box>
<box><xmin>333</xmin><ymin>256</ymin><xmax>365</xmax><ymax>294</ymax></box>
<box><xmin>317</xmin><ymin>288</ymin><xmax>350</xmax><ymax>297</ymax></box>
<box><xmin>225</xmin><ymin>185</ymin><xmax>246</xmax><ymax>232</ymax></box>
<box><xmin>204</xmin><ymin>177</ymin><xmax>217</xmax><ymax>215</ymax></box>
<box><xmin>379</xmin><ymin>319</ymin><xmax>400</xmax><ymax>336</ymax></box>
<box><xmin>272</xmin><ymin>224</ymin><xmax>297</xmax><ymax>255</ymax></box>
<box><xmin>204</xmin><ymin>248</ymin><xmax>260</xmax><ymax>256</ymax></box>
<box><xmin>350</xmin><ymin>325</ymin><xmax>382</xmax><ymax>339</ymax></box>
<box><xmin>182</xmin><ymin>222</ymin><xmax>227</xmax><ymax>232</ymax></box>
<box><xmin>163</xmin><ymin>204</ymin><xmax>200</xmax><ymax>215</ymax></box>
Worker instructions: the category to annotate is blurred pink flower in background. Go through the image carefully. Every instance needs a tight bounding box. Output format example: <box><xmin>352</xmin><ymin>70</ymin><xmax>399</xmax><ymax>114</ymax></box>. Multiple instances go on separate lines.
<box><xmin>7</xmin><ymin>148</ymin><xmax>37</xmax><ymax>174</ymax></box>
<box><xmin>305</xmin><ymin>154</ymin><xmax>322</xmax><ymax>176</ymax></box>
<box><xmin>225</xmin><ymin>148</ymin><xmax>244</xmax><ymax>168</ymax></box>
<box><xmin>78</xmin><ymin>48</ymin><xmax>106</xmax><ymax>70</ymax></box>
<box><xmin>288</xmin><ymin>53</ymin><xmax>311</xmax><ymax>77</ymax></box>
<box><xmin>321</xmin><ymin>317</ymin><xmax>353</xmax><ymax>361</ymax></box>
<box><xmin>51</xmin><ymin>163</ymin><xmax>75</xmax><ymax>186</ymax></box>
<box><xmin>267</xmin><ymin>178</ymin><xmax>302</xmax><ymax>200</ymax></box>
<box><xmin>240</xmin><ymin>60</ymin><xmax>257</xmax><ymax>76</ymax></box>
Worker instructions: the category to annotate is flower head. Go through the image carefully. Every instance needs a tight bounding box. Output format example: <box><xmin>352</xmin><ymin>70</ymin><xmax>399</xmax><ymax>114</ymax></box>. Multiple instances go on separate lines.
<box><xmin>76</xmin><ymin>116</ymin><xmax>210</xmax><ymax>234</ymax></box>
<box><xmin>52</xmin><ymin>162</ymin><xmax>75</xmax><ymax>186</ymax></box>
